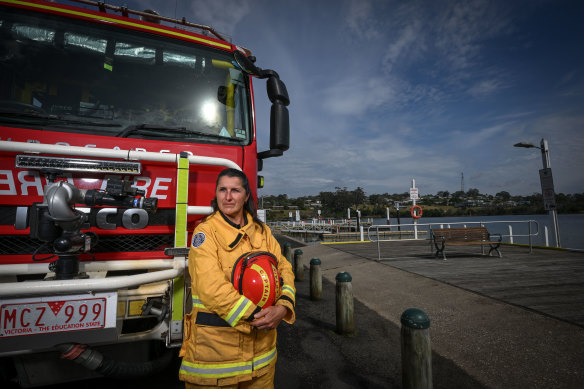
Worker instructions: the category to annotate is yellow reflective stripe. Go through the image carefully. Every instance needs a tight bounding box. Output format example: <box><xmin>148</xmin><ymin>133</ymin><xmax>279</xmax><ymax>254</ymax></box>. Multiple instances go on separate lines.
<box><xmin>176</xmin><ymin>157</ymin><xmax>189</xmax><ymax>204</ymax></box>
<box><xmin>179</xmin><ymin>347</ymin><xmax>277</xmax><ymax>378</ymax></box>
<box><xmin>1</xmin><ymin>0</ymin><xmax>231</xmax><ymax>50</ymax></box>
<box><xmin>170</xmin><ymin>157</ymin><xmax>189</xmax><ymax>322</ymax></box>
<box><xmin>252</xmin><ymin>347</ymin><xmax>277</xmax><ymax>370</ymax></box>
<box><xmin>192</xmin><ymin>295</ymin><xmax>206</xmax><ymax>309</ymax></box>
<box><xmin>174</xmin><ymin>156</ymin><xmax>189</xmax><ymax>248</ymax></box>
<box><xmin>180</xmin><ymin>360</ymin><xmax>252</xmax><ymax>378</ymax></box>
<box><xmin>172</xmin><ymin>276</ymin><xmax>184</xmax><ymax>321</ymax></box>
<box><xmin>191</xmin><ymin>294</ymin><xmax>253</xmax><ymax>325</ymax></box>
<box><xmin>225</xmin><ymin>296</ymin><xmax>252</xmax><ymax>327</ymax></box>
<box><xmin>281</xmin><ymin>285</ymin><xmax>295</xmax><ymax>297</ymax></box>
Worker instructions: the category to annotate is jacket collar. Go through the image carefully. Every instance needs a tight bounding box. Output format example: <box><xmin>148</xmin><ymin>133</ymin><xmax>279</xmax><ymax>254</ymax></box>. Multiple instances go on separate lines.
<box><xmin>219</xmin><ymin>210</ymin><xmax>248</xmax><ymax>229</ymax></box>
<box><xmin>211</xmin><ymin>211</ymin><xmax>263</xmax><ymax>251</ymax></box>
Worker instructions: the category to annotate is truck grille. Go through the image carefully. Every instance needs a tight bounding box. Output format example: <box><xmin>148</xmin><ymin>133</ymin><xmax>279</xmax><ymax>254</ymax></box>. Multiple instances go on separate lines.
<box><xmin>0</xmin><ymin>235</ymin><xmax>173</xmax><ymax>255</ymax></box>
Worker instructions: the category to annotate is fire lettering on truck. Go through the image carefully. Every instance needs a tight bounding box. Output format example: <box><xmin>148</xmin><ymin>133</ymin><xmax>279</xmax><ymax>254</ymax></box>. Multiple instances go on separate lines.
<box><xmin>0</xmin><ymin>170</ymin><xmax>16</xmax><ymax>195</ymax></box>
<box><xmin>17</xmin><ymin>171</ymin><xmax>43</xmax><ymax>196</ymax></box>
<box><xmin>0</xmin><ymin>171</ymin><xmax>172</xmax><ymax>198</ymax></box>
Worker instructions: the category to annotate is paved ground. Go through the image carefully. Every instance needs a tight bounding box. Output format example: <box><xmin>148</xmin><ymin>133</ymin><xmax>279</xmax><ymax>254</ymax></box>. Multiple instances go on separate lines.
<box><xmin>11</xmin><ymin>237</ymin><xmax>584</xmax><ymax>388</ymax></box>
<box><xmin>274</xmin><ymin>240</ymin><xmax>584</xmax><ymax>388</ymax></box>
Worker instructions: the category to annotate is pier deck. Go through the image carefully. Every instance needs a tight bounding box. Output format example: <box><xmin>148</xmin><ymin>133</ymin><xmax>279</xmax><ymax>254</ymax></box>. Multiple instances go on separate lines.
<box><xmin>326</xmin><ymin>240</ymin><xmax>584</xmax><ymax>327</ymax></box>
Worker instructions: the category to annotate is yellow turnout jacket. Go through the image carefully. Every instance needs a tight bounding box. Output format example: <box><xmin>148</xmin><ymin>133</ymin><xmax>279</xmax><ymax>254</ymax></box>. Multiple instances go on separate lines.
<box><xmin>179</xmin><ymin>211</ymin><xmax>296</xmax><ymax>386</ymax></box>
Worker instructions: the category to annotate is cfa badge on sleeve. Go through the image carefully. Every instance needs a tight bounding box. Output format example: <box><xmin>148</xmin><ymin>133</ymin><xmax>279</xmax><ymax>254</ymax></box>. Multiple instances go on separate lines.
<box><xmin>192</xmin><ymin>232</ymin><xmax>206</xmax><ymax>248</ymax></box>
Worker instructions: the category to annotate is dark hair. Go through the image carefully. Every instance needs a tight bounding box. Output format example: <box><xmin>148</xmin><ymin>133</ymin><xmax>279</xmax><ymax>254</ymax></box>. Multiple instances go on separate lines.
<box><xmin>211</xmin><ymin>168</ymin><xmax>264</xmax><ymax>230</ymax></box>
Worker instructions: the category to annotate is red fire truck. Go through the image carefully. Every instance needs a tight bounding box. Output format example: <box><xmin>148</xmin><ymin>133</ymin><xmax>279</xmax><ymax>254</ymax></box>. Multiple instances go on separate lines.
<box><xmin>0</xmin><ymin>0</ymin><xmax>289</xmax><ymax>386</ymax></box>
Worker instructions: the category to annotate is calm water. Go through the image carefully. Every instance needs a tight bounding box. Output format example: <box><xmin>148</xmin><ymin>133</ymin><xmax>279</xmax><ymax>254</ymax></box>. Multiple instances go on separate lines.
<box><xmin>371</xmin><ymin>214</ymin><xmax>584</xmax><ymax>251</ymax></box>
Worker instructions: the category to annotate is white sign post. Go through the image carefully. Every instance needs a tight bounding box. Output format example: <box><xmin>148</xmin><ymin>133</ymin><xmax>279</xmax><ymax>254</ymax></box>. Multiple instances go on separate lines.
<box><xmin>409</xmin><ymin>187</ymin><xmax>419</xmax><ymax>201</ymax></box>
<box><xmin>410</xmin><ymin>179</ymin><xmax>418</xmax><ymax>239</ymax></box>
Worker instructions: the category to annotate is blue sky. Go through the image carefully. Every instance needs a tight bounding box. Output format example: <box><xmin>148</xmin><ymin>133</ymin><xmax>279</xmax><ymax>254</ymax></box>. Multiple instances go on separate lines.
<box><xmin>117</xmin><ymin>0</ymin><xmax>583</xmax><ymax>197</ymax></box>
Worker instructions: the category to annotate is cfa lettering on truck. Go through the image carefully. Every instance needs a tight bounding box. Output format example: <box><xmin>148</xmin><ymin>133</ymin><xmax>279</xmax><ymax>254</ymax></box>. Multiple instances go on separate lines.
<box><xmin>0</xmin><ymin>0</ymin><xmax>289</xmax><ymax>386</ymax></box>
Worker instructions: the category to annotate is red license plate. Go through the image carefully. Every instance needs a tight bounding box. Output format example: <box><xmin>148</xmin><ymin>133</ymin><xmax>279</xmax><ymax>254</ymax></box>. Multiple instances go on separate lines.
<box><xmin>1</xmin><ymin>293</ymin><xmax>116</xmax><ymax>337</ymax></box>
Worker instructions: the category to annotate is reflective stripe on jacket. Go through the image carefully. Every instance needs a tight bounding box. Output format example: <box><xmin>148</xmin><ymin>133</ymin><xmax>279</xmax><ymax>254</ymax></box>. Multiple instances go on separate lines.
<box><xmin>179</xmin><ymin>211</ymin><xmax>296</xmax><ymax>386</ymax></box>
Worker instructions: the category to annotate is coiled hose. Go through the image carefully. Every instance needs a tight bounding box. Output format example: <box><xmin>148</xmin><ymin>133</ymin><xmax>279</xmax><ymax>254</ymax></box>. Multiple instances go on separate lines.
<box><xmin>59</xmin><ymin>343</ymin><xmax>175</xmax><ymax>379</ymax></box>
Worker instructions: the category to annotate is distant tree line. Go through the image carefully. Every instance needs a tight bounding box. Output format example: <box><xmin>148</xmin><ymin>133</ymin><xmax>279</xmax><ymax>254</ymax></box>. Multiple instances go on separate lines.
<box><xmin>259</xmin><ymin>187</ymin><xmax>584</xmax><ymax>219</ymax></box>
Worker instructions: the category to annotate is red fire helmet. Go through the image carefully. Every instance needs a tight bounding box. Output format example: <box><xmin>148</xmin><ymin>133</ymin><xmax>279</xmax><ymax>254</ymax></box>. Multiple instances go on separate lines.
<box><xmin>231</xmin><ymin>252</ymin><xmax>281</xmax><ymax>308</ymax></box>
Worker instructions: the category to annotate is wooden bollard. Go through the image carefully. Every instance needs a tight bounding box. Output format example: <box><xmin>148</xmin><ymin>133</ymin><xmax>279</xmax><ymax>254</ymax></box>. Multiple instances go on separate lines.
<box><xmin>401</xmin><ymin>308</ymin><xmax>432</xmax><ymax>389</ymax></box>
<box><xmin>309</xmin><ymin>258</ymin><xmax>322</xmax><ymax>300</ymax></box>
<box><xmin>335</xmin><ymin>272</ymin><xmax>354</xmax><ymax>334</ymax></box>
<box><xmin>283</xmin><ymin>242</ymin><xmax>293</xmax><ymax>264</ymax></box>
<box><xmin>294</xmin><ymin>249</ymin><xmax>304</xmax><ymax>281</ymax></box>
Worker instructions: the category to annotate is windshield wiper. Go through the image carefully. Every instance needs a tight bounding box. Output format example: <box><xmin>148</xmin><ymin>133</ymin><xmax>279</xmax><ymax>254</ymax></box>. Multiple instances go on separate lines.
<box><xmin>116</xmin><ymin>124</ymin><xmax>230</xmax><ymax>140</ymax></box>
<box><xmin>0</xmin><ymin>110</ymin><xmax>121</xmax><ymax>127</ymax></box>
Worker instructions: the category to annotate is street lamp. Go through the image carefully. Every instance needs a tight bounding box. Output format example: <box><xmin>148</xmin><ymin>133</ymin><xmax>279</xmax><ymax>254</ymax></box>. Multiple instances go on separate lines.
<box><xmin>514</xmin><ymin>138</ymin><xmax>561</xmax><ymax>247</ymax></box>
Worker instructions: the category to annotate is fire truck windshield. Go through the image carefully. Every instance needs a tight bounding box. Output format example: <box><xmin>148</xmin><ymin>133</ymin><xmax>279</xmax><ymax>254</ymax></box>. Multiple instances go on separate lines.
<box><xmin>0</xmin><ymin>8</ymin><xmax>251</xmax><ymax>145</ymax></box>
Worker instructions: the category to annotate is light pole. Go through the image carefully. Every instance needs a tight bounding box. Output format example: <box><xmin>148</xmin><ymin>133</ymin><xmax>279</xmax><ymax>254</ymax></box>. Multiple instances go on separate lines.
<box><xmin>514</xmin><ymin>138</ymin><xmax>561</xmax><ymax>247</ymax></box>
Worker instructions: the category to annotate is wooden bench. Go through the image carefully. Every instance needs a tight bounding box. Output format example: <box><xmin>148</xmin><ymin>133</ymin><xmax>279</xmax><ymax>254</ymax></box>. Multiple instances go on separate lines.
<box><xmin>430</xmin><ymin>226</ymin><xmax>502</xmax><ymax>260</ymax></box>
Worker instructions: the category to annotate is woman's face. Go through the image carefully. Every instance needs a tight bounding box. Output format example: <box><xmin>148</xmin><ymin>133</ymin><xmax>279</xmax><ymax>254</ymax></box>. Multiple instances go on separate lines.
<box><xmin>216</xmin><ymin>175</ymin><xmax>250</xmax><ymax>221</ymax></box>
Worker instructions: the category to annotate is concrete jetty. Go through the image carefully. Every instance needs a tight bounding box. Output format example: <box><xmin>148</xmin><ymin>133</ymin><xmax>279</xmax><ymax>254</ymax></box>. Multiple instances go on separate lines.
<box><xmin>274</xmin><ymin>239</ymin><xmax>584</xmax><ymax>388</ymax></box>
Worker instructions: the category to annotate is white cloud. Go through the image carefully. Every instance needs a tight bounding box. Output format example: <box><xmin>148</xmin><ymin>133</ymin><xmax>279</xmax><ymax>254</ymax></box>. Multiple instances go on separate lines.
<box><xmin>321</xmin><ymin>75</ymin><xmax>396</xmax><ymax>116</ymax></box>
<box><xmin>467</xmin><ymin>79</ymin><xmax>504</xmax><ymax>98</ymax></box>
<box><xmin>344</xmin><ymin>0</ymin><xmax>381</xmax><ymax>40</ymax></box>
<box><xmin>382</xmin><ymin>20</ymin><xmax>423</xmax><ymax>72</ymax></box>
<box><xmin>129</xmin><ymin>0</ymin><xmax>253</xmax><ymax>37</ymax></box>
<box><xmin>184</xmin><ymin>1</ymin><xmax>252</xmax><ymax>37</ymax></box>
<box><xmin>434</xmin><ymin>0</ymin><xmax>512</xmax><ymax>70</ymax></box>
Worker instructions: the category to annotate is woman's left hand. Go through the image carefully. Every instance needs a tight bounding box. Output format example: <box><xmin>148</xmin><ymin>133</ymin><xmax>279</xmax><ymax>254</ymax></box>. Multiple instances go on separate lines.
<box><xmin>250</xmin><ymin>305</ymin><xmax>288</xmax><ymax>330</ymax></box>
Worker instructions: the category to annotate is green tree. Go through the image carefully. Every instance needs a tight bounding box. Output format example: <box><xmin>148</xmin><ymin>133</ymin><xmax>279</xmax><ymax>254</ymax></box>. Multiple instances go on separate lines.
<box><xmin>352</xmin><ymin>187</ymin><xmax>366</xmax><ymax>208</ymax></box>
<box><xmin>466</xmin><ymin>188</ymin><xmax>480</xmax><ymax>198</ymax></box>
<box><xmin>496</xmin><ymin>191</ymin><xmax>511</xmax><ymax>201</ymax></box>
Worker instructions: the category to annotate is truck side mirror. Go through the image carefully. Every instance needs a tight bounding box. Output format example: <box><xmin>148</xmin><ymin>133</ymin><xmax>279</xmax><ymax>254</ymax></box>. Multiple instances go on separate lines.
<box><xmin>236</xmin><ymin>50</ymin><xmax>290</xmax><ymax>159</ymax></box>
<box><xmin>270</xmin><ymin>102</ymin><xmax>289</xmax><ymax>151</ymax></box>
<box><xmin>267</xmin><ymin>75</ymin><xmax>289</xmax><ymax>152</ymax></box>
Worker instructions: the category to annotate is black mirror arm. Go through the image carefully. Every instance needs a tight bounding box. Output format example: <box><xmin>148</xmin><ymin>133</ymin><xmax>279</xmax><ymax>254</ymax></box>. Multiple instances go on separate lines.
<box><xmin>257</xmin><ymin>68</ymin><xmax>280</xmax><ymax>80</ymax></box>
<box><xmin>257</xmin><ymin>149</ymin><xmax>284</xmax><ymax>160</ymax></box>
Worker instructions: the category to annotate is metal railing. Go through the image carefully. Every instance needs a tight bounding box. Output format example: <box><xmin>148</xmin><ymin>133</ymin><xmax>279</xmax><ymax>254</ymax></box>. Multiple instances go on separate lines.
<box><xmin>268</xmin><ymin>220</ymin><xmax>371</xmax><ymax>234</ymax></box>
<box><xmin>368</xmin><ymin>220</ymin><xmax>540</xmax><ymax>261</ymax></box>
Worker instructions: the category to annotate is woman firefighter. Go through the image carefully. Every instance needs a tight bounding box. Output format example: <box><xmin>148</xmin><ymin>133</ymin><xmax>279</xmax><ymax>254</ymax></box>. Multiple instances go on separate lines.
<box><xmin>179</xmin><ymin>168</ymin><xmax>296</xmax><ymax>388</ymax></box>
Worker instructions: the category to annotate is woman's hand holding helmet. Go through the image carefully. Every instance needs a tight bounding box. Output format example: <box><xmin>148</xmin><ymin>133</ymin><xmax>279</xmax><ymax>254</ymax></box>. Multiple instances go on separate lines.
<box><xmin>250</xmin><ymin>305</ymin><xmax>288</xmax><ymax>331</ymax></box>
